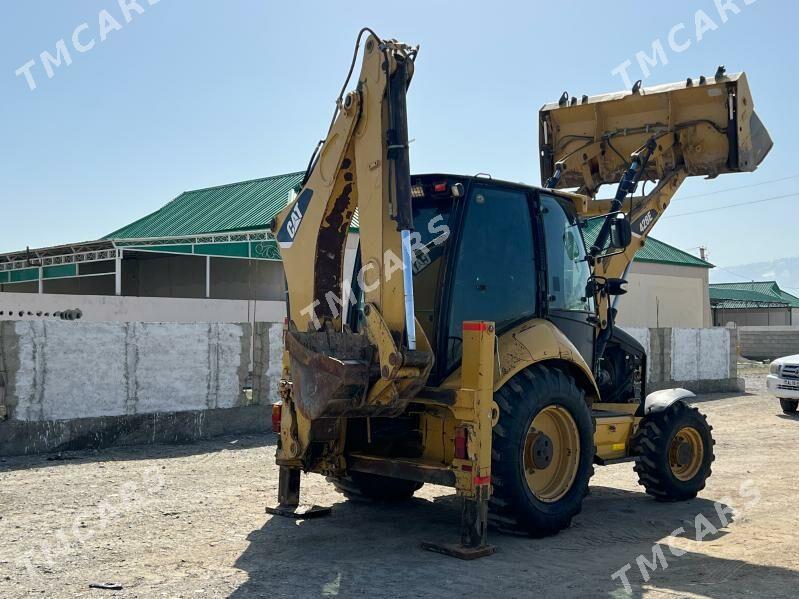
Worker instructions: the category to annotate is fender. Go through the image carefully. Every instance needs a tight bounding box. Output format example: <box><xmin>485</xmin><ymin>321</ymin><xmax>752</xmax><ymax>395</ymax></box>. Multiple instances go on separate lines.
<box><xmin>643</xmin><ymin>388</ymin><xmax>695</xmax><ymax>415</ymax></box>
<box><xmin>494</xmin><ymin>318</ymin><xmax>600</xmax><ymax>401</ymax></box>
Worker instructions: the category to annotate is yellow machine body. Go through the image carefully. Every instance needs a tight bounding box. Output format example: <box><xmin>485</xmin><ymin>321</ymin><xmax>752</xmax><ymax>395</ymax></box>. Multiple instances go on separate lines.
<box><xmin>268</xmin><ymin>30</ymin><xmax>771</xmax><ymax>555</ymax></box>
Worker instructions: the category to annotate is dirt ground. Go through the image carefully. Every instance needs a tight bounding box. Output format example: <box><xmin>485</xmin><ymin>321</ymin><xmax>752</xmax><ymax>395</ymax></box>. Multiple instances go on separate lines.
<box><xmin>1</xmin><ymin>369</ymin><xmax>797</xmax><ymax>598</ymax></box>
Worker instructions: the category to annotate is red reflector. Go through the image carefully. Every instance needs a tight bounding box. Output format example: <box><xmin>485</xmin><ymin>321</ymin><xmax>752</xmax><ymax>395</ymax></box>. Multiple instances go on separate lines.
<box><xmin>474</xmin><ymin>475</ymin><xmax>491</xmax><ymax>486</ymax></box>
<box><xmin>433</xmin><ymin>182</ymin><xmax>448</xmax><ymax>193</ymax></box>
<box><xmin>271</xmin><ymin>403</ymin><xmax>282</xmax><ymax>433</ymax></box>
<box><xmin>463</xmin><ymin>321</ymin><xmax>488</xmax><ymax>332</ymax></box>
<box><xmin>454</xmin><ymin>427</ymin><xmax>468</xmax><ymax>459</ymax></box>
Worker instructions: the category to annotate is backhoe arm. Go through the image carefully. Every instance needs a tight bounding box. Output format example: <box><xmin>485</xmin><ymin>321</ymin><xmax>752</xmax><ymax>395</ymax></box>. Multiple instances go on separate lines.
<box><xmin>271</xmin><ymin>30</ymin><xmax>432</xmax><ymax>425</ymax></box>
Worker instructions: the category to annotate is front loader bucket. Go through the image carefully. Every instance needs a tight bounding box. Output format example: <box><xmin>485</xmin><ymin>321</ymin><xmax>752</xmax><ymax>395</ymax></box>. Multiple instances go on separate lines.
<box><xmin>285</xmin><ymin>329</ymin><xmax>376</xmax><ymax>420</ymax></box>
<box><xmin>539</xmin><ymin>71</ymin><xmax>772</xmax><ymax>192</ymax></box>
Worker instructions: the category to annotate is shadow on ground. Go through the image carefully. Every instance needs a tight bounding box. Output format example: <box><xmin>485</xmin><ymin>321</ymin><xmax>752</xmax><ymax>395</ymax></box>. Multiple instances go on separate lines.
<box><xmin>230</xmin><ymin>484</ymin><xmax>797</xmax><ymax>599</ymax></box>
<box><xmin>0</xmin><ymin>433</ymin><xmax>276</xmax><ymax>474</ymax></box>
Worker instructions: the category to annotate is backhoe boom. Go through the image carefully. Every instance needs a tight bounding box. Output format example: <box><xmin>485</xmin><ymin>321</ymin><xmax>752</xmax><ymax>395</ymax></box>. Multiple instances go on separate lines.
<box><xmin>271</xmin><ymin>31</ymin><xmax>432</xmax><ymax>429</ymax></box>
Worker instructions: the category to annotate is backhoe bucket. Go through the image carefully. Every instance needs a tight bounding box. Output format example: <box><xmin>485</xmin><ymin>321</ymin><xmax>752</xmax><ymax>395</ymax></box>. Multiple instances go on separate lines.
<box><xmin>285</xmin><ymin>329</ymin><xmax>376</xmax><ymax>420</ymax></box>
<box><xmin>539</xmin><ymin>71</ymin><xmax>772</xmax><ymax>192</ymax></box>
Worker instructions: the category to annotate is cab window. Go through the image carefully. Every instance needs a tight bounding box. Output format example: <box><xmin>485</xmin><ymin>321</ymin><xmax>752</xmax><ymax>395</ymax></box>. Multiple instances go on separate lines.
<box><xmin>446</xmin><ymin>186</ymin><xmax>537</xmax><ymax>370</ymax></box>
<box><xmin>411</xmin><ymin>199</ymin><xmax>454</xmax><ymax>351</ymax></box>
<box><xmin>540</xmin><ymin>194</ymin><xmax>592</xmax><ymax>312</ymax></box>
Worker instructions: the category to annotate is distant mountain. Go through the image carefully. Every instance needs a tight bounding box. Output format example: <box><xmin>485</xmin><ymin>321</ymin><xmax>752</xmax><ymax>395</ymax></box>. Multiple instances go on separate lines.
<box><xmin>711</xmin><ymin>256</ymin><xmax>799</xmax><ymax>291</ymax></box>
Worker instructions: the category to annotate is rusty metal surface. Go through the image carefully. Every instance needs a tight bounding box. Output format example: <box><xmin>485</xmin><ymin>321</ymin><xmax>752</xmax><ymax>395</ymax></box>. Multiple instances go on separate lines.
<box><xmin>347</xmin><ymin>452</ymin><xmax>456</xmax><ymax>487</ymax></box>
<box><xmin>314</xmin><ymin>156</ymin><xmax>357</xmax><ymax>322</ymax></box>
<box><xmin>285</xmin><ymin>329</ymin><xmax>373</xmax><ymax>420</ymax></box>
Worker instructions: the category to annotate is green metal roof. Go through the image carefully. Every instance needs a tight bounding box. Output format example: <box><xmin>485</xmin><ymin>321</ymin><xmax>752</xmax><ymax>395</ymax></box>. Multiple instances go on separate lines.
<box><xmin>582</xmin><ymin>219</ymin><xmax>712</xmax><ymax>268</ymax></box>
<box><xmin>709</xmin><ymin>281</ymin><xmax>799</xmax><ymax>308</ymax></box>
<box><xmin>709</xmin><ymin>287</ymin><xmax>788</xmax><ymax>308</ymax></box>
<box><xmin>105</xmin><ymin>172</ymin><xmax>305</xmax><ymax>240</ymax></box>
<box><xmin>633</xmin><ymin>238</ymin><xmax>713</xmax><ymax>267</ymax></box>
<box><xmin>104</xmin><ymin>172</ymin><xmax>706</xmax><ymax>271</ymax></box>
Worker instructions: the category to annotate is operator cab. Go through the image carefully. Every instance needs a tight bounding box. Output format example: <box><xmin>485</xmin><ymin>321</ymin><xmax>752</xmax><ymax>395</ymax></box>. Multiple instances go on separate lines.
<box><xmin>350</xmin><ymin>174</ymin><xmax>598</xmax><ymax>385</ymax></box>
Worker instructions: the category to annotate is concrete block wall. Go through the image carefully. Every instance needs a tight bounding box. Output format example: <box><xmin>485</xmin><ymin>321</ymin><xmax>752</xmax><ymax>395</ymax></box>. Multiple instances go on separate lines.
<box><xmin>251</xmin><ymin>322</ymin><xmax>285</xmax><ymax>405</ymax></box>
<box><xmin>738</xmin><ymin>326</ymin><xmax>799</xmax><ymax>361</ymax></box>
<box><xmin>0</xmin><ymin>320</ymin><xmax>284</xmax><ymax>456</ymax></box>
<box><xmin>622</xmin><ymin>327</ymin><xmax>741</xmax><ymax>394</ymax></box>
<box><xmin>0</xmin><ymin>321</ymin><xmax>253</xmax><ymax>422</ymax></box>
<box><xmin>671</xmin><ymin>328</ymin><xmax>732</xmax><ymax>381</ymax></box>
<box><xmin>0</xmin><ymin>320</ymin><xmax>741</xmax><ymax>455</ymax></box>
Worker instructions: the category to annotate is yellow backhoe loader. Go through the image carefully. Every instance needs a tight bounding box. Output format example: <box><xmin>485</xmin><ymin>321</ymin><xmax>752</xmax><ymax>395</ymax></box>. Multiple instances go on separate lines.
<box><xmin>267</xmin><ymin>29</ymin><xmax>772</xmax><ymax>558</ymax></box>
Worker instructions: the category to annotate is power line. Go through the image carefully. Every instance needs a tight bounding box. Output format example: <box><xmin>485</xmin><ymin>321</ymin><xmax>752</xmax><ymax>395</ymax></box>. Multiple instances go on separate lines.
<box><xmin>663</xmin><ymin>192</ymin><xmax>799</xmax><ymax>219</ymax></box>
<box><xmin>713</xmin><ymin>265</ymin><xmax>753</xmax><ymax>280</ymax></box>
<box><xmin>712</xmin><ymin>264</ymin><xmax>799</xmax><ymax>292</ymax></box>
<box><xmin>673</xmin><ymin>174</ymin><xmax>799</xmax><ymax>201</ymax></box>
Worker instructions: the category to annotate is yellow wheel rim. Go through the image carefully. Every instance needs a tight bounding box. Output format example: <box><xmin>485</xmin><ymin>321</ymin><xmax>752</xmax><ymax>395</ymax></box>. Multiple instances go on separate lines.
<box><xmin>668</xmin><ymin>426</ymin><xmax>704</xmax><ymax>481</ymax></box>
<box><xmin>523</xmin><ymin>405</ymin><xmax>580</xmax><ymax>503</ymax></box>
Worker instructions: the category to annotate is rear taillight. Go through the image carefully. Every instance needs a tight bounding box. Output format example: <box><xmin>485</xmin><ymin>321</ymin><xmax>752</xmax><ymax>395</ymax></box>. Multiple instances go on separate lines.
<box><xmin>272</xmin><ymin>402</ymin><xmax>282</xmax><ymax>433</ymax></box>
<box><xmin>454</xmin><ymin>426</ymin><xmax>468</xmax><ymax>459</ymax></box>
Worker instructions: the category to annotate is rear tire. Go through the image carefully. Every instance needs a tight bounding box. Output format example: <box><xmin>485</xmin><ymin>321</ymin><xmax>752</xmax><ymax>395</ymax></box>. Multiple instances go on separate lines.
<box><xmin>632</xmin><ymin>400</ymin><xmax>714</xmax><ymax>502</ymax></box>
<box><xmin>329</xmin><ymin>472</ymin><xmax>422</xmax><ymax>502</ymax></box>
<box><xmin>490</xmin><ymin>365</ymin><xmax>594</xmax><ymax>537</ymax></box>
<box><xmin>780</xmin><ymin>399</ymin><xmax>798</xmax><ymax>414</ymax></box>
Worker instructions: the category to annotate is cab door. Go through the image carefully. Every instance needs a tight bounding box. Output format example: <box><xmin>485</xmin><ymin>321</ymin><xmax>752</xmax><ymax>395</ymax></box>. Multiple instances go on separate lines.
<box><xmin>441</xmin><ymin>183</ymin><xmax>540</xmax><ymax>376</ymax></box>
<box><xmin>538</xmin><ymin>193</ymin><xmax>596</xmax><ymax>366</ymax></box>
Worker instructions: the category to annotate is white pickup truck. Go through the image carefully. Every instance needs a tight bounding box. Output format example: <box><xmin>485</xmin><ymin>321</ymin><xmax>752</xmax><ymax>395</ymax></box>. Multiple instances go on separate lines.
<box><xmin>766</xmin><ymin>355</ymin><xmax>799</xmax><ymax>414</ymax></box>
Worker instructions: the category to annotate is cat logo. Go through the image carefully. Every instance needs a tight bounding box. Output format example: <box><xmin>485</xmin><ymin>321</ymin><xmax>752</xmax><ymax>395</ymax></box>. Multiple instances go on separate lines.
<box><xmin>277</xmin><ymin>188</ymin><xmax>313</xmax><ymax>249</ymax></box>
<box><xmin>631</xmin><ymin>209</ymin><xmax>657</xmax><ymax>236</ymax></box>
<box><xmin>286</xmin><ymin>204</ymin><xmax>303</xmax><ymax>238</ymax></box>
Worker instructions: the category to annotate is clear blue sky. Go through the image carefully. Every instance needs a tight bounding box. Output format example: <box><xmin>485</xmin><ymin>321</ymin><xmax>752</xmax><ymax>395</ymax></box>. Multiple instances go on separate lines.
<box><xmin>0</xmin><ymin>0</ymin><xmax>794</xmax><ymax>271</ymax></box>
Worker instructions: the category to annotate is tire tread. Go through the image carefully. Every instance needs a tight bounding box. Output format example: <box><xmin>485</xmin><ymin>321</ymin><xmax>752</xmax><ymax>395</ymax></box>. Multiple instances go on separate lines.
<box><xmin>632</xmin><ymin>401</ymin><xmax>715</xmax><ymax>502</ymax></box>
<box><xmin>490</xmin><ymin>364</ymin><xmax>595</xmax><ymax>537</ymax></box>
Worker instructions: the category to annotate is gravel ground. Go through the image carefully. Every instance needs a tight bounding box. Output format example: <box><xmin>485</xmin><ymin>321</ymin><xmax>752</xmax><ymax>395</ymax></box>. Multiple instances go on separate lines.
<box><xmin>1</xmin><ymin>372</ymin><xmax>797</xmax><ymax>598</ymax></box>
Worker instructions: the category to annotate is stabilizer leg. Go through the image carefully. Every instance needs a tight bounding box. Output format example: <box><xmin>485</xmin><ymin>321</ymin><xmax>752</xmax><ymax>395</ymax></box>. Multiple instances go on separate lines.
<box><xmin>265</xmin><ymin>466</ymin><xmax>332</xmax><ymax>519</ymax></box>
<box><xmin>420</xmin><ymin>320</ymin><xmax>496</xmax><ymax>559</ymax></box>
<box><xmin>421</xmin><ymin>490</ymin><xmax>495</xmax><ymax>559</ymax></box>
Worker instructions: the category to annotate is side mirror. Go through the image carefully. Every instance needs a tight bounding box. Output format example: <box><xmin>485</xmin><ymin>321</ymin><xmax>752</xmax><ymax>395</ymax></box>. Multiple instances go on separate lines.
<box><xmin>584</xmin><ymin>211</ymin><xmax>633</xmax><ymax>259</ymax></box>
<box><xmin>608</xmin><ymin>213</ymin><xmax>632</xmax><ymax>251</ymax></box>
<box><xmin>606</xmin><ymin>278</ymin><xmax>628</xmax><ymax>296</ymax></box>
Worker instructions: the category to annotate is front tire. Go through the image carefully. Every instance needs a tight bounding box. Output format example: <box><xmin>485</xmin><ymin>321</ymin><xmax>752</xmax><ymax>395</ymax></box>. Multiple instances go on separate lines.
<box><xmin>633</xmin><ymin>400</ymin><xmax>715</xmax><ymax>502</ymax></box>
<box><xmin>490</xmin><ymin>365</ymin><xmax>594</xmax><ymax>537</ymax></box>
<box><xmin>780</xmin><ymin>399</ymin><xmax>798</xmax><ymax>414</ymax></box>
